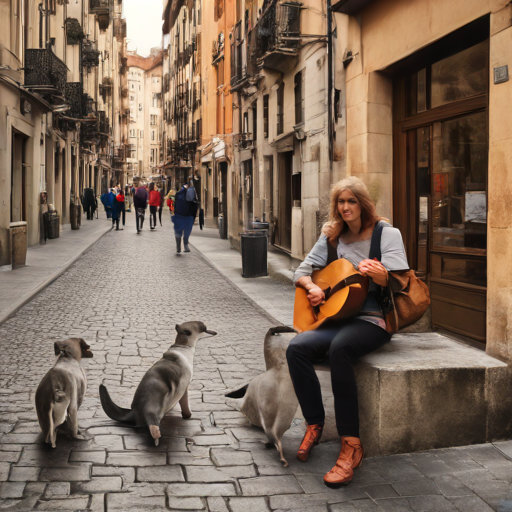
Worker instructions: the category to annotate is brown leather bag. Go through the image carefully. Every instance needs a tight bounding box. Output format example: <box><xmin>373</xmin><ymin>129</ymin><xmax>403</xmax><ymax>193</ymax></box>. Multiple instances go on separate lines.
<box><xmin>383</xmin><ymin>271</ymin><xmax>430</xmax><ymax>333</ymax></box>
<box><xmin>371</xmin><ymin>222</ymin><xmax>430</xmax><ymax>334</ymax></box>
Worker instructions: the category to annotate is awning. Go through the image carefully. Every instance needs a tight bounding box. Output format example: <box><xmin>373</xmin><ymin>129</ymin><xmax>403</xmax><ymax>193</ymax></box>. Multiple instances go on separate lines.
<box><xmin>162</xmin><ymin>0</ymin><xmax>185</xmax><ymax>34</ymax></box>
<box><xmin>332</xmin><ymin>0</ymin><xmax>376</xmax><ymax>14</ymax></box>
<box><xmin>95</xmin><ymin>158</ymin><xmax>111</xmax><ymax>170</ymax></box>
<box><xmin>271</xmin><ymin>131</ymin><xmax>295</xmax><ymax>153</ymax></box>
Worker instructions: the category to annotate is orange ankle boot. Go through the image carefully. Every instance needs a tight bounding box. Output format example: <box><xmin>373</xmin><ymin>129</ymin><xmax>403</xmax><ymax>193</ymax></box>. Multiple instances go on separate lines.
<box><xmin>323</xmin><ymin>436</ymin><xmax>363</xmax><ymax>487</ymax></box>
<box><xmin>297</xmin><ymin>424</ymin><xmax>323</xmax><ymax>462</ymax></box>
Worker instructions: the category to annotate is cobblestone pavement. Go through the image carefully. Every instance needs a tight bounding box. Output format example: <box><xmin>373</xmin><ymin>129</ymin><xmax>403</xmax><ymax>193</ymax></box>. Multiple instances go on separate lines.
<box><xmin>1</xmin><ymin>223</ymin><xmax>512</xmax><ymax>511</ymax></box>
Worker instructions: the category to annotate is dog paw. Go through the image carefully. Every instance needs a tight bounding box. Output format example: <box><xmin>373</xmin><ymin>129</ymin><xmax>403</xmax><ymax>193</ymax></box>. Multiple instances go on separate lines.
<box><xmin>181</xmin><ymin>412</ymin><xmax>192</xmax><ymax>419</ymax></box>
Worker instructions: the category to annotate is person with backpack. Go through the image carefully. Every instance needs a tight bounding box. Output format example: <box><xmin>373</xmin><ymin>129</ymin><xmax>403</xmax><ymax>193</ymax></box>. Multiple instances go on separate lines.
<box><xmin>148</xmin><ymin>182</ymin><xmax>161</xmax><ymax>230</ymax></box>
<box><xmin>133</xmin><ymin>179</ymin><xmax>148</xmax><ymax>234</ymax></box>
<box><xmin>171</xmin><ymin>182</ymin><xmax>196</xmax><ymax>253</ymax></box>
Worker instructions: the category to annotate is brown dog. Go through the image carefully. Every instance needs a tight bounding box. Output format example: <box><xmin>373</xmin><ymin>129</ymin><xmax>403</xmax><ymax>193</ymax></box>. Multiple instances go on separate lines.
<box><xmin>35</xmin><ymin>338</ymin><xmax>93</xmax><ymax>448</ymax></box>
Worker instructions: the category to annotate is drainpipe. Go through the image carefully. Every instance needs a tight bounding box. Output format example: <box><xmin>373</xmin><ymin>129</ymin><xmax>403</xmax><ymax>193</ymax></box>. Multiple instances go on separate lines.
<box><xmin>327</xmin><ymin>0</ymin><xmax>333</xmax><ymax>171</ymax></box>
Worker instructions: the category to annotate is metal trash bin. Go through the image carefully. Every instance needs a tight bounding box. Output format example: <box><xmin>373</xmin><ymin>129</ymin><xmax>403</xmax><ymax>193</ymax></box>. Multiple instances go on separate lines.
<box><xmin>218</xmin><ymin>214</ymin><xmax>228</xmax><ymax>239</ymax></box>
<box><xmin>10</xmin><ymin>221</ymin><xmax>27</xmax><ymax>269</ymax></box>
<box><xmin>241</xmin><ymin>230</ymin><xmax>268</xmax><ymax>278</ymax></box>
<box><xmin>47</xmin><ymin>211</ymin><xmax>60</xmax><ymax>239</ymax></box>
<box><xmin>70</xmin><ymin>204</ymin><xmax>81</xmax><ymax>230</ymax></box>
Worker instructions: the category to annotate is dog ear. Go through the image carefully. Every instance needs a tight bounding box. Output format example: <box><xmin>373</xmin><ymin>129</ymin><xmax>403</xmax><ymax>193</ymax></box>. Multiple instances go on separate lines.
<box><xmin>175</xmin><ymin>324</ymin><xmax>180</xmax><ymax>332</ymax></box>
<box><xmin>54</xmin><ymin>342</ymin><xmax>62</xmax><ymax>355</ymax></box>
<box><xmin>79</xmin><ymin>339</ymin><xmax>94</xmax><ymax>358</ymax></box>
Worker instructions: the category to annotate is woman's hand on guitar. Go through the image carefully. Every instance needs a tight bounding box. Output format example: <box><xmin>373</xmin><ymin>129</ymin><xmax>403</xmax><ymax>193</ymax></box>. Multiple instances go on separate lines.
<box><xmin>359</xmin><ymin>259</ymin><xmax>388</xmax><ymax>286</ymax></box>
<box><xmin>306</xmin><ymin>285</ymin><xmax>326</xmax><ymax>307</ymax></box>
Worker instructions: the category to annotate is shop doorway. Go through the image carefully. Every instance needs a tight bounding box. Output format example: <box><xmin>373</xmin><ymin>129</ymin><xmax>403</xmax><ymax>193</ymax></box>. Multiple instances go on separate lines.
<box><xmin>218</xmin><ymin>161</ymin><xmax>228</xmax><ymax>239</ymax></box>
<box><xmin>392</xmin><ymin>23</ymin><xmax>489</xmax><ymax>343</ymax></box>
<box><xmin>275</xmin><ymin>151</ymin><xmax>293</xmax><ymax>252</ymax></box>
<box><xmin>11</xmin><ymin>132</ymin><xmax>27</xmax><ymax>223</ymax></box>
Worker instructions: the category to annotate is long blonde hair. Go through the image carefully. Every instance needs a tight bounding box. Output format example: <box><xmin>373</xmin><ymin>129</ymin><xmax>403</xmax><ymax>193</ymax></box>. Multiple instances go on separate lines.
<box><xmin>322</xmin><ymin>177</ymin><xmax>382</xmax><ymax>244</ymax></box>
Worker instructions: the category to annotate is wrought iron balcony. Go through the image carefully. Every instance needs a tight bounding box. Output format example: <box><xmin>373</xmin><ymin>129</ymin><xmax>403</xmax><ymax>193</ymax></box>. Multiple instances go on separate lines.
<box><xmin>83</xmin><ymin>40</ymin><xmax>100</xmax><ymax>68</ymax></box>
<box><xmin>253</xmin><ymin>0</ymin><xmax>301</xmax><ymax>73</ymax></box>
<box><xmin>24</xmin><ymin>48</ymin><xmax>68</xmax><ymax>96</ymax></box>
<box><xmin>65</xmin><ymin>18</ymin><xmax>84</xmax><ymax>45</ymax></box>
<box><xmin>65</xmin><ymin>82</ymin><xmax>94</xmax><ymax>118</ymax></box>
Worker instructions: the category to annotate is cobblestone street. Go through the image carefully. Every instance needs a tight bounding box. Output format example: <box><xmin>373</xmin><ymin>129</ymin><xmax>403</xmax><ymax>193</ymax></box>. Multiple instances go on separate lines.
<box><xmin>1</xmin><ymin>222</ymin><xmax>512</xmax><ymax>511</ymax></box>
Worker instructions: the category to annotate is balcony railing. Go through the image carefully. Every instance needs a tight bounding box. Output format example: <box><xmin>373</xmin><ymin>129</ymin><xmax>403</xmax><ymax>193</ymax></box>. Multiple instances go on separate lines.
<box><xmin>65</xmin><ymin>82</ymin><xmax>94</xmax><ymax>118</ymax></box>
<box><xmin>65</xmin><ymin>18</ymin><xmax>84</xmax><ymax>45</ymax></box>
<box><xmin>254</xmin><ymin>0</ymin><xmax>301</xmax><ymax>72</ymax></box>
<box><xmin>83</xmin><ymin>40</ymin><xmax>100</xmax><ymax>68</ymax></box>
<box><xmin>24</xmin><ymin>48</ymin><xmax>67</xmax><ymax>95</ymax></box>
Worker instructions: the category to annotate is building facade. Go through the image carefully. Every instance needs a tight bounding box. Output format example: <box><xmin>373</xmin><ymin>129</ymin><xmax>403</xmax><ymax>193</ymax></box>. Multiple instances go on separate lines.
<box><xmin>0</xmin><ymin>0</ymin><xmax>128</xmax><ymax>266</ymax></box>
<box><xmin>126</xmin><ymin>49</ymin><xmax>163</xmax><ymax>182</ymax></box>
<box><xmin>331</xmin><ymin>0</ymin><xmax>512</xmax><ymax>356</ymax></box>
<box><xmin>161</xmin><ymin>0</ymin><xmax>512</xmax><ymax>352</ymax></box>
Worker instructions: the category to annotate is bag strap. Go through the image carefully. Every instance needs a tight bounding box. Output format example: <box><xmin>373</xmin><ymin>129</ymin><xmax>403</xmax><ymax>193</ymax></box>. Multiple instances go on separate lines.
<box><xmin>369</xmin><ymin>221</ymin><xmax>385</xmax><ymax>261</ymax></box>
<box><xmin>326</xmin><ymin>239</ymin><xmax>338</xmax><ymax>265</ymax></box>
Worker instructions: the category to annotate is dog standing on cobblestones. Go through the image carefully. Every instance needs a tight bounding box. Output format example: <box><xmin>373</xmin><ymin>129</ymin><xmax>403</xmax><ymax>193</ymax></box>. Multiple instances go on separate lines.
<box><xmin>99</xmin><ymin>321</ymin><xmax>216</xmax><ymax>445</ymax></box>
<box><xmin>35</xmin><ymin>338</ymin><xmax>93</xmax><ymax>448</ymax></box>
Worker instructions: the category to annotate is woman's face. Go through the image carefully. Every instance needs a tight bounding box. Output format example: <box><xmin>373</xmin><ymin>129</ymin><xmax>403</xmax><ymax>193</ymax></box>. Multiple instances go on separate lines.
<box><xmin>337</xmin><ymin>189</ymin><xmax>361</xmax><ymax>224</ymax></box>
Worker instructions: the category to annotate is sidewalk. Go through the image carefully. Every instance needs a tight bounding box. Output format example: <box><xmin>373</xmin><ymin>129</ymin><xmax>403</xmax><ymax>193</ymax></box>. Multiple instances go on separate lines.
<box><xmin>0</xmin><ymin>216</ymin><xmax>112</xmax><ymax>326</ymax></box>
<box><xmin>190</xmin><ymin>226</ymin><xmax>297</xmax><ymax>326</ymax></box>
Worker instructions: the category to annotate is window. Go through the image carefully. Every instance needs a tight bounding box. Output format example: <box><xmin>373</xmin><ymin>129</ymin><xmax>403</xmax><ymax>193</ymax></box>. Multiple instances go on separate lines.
<box><xmin>294</xmin><ymin>70</ymin><xmax>304</xmax><ymax>125</ymax></box>
<box><xmin>152</xmin><ymin>94</ymin><xmax>158</xmax><ymax>108</ymax></box>
<box><xmin>151</xmin><ymin>130</ymin><xmax>155</xmax><ymax>141</ymax></box>
<box><xmin>252</xmin><ymin>102</ymin><xmax>257</xmax><ymax>141</ymax></box>
<box><xmin>130</xmin><ymin>129</ymin><xmax>136</xmax><ymax>137</ymax></box>
<box><xmin>150</xmin><ymin>114</ymin><xmax>157</xmax><ymax>125</ymax></box>
<box><xmin>150</xmin><ymin>148</ymin><xmax>155</xmax><ymax>163</ymax></box>
<box><xmin>139</xmin><ymin>104</ymin><xmax>143</xmax><ymax>111</ymax></box>
<box><xmin>263</xmin><ymin>94</ymin><xmax>269</xmax><ymax>139</ymax></box>
<box><xmin>140</xmin><ymin>130</ymin><xmax>143</xmax><ymax>139</ymax></box>
<box><xmin>277</xmin><ymin>83</ymin><xmax>284</xmax><ymax>135</ymax></box>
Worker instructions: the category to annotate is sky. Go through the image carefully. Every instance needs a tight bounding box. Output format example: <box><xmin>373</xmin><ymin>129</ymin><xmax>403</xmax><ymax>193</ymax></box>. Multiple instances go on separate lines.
<box><xmin>123</xmin><ymin>0</ymin><xmax>164</xmax><ymax>57</ymax></box>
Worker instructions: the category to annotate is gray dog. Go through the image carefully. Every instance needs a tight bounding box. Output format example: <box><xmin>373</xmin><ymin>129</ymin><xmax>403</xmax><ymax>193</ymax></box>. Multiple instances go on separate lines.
<box><xmin>226</xmin><ymin>326</ymin><xmax>298</xmax><ymax>466</ymax></box>
<box><xmin>35</xmin><ymin>338</ymin><xmax>93</xmax><ymax>448</ymax></box>
<box><xmin>99</xmin><ymin>321</ymin><xmax>216</xmax><ymax>445</ymax></box>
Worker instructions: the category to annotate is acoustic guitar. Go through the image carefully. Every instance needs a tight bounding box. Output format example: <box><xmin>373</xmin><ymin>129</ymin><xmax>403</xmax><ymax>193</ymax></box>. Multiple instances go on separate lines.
<box><xmin>293</xmin><ymin>258</ymin><xmax>369</xmax><ymax>333</ymax></box>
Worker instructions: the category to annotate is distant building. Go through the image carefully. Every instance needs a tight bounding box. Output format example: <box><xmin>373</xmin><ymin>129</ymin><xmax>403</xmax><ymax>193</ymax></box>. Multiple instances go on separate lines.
<box><xmin>126</xmin><ymin>49</ymin><xmax>164</xmax><ymax>183</ymax></box>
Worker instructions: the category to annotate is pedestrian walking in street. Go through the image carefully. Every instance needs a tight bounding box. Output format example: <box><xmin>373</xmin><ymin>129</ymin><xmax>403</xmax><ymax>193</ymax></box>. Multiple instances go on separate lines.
<box><xmin>100</xmin><ymin>189</ymin><xmax>114</xmax><ymax>220</ymax></box>
<box><xmin>115</xmin><ymin>189</ymin><xmax>125</xmax><ymax>230</ymax></box>
<box><xmin>286</xmin><ymin>176</ymin><xmax>409</xmax><ymax>488</ymax></box>
<box><xmin>157</xmin><ymin>185</ymin><xmax>165</xmax><ymax>226</ymax></box>
<box><xmin>82</xmin><ymin>188</ymin><xmax>97</xmax><ymax>220</ymax></box>
<box><xmin>172</xmin><ymin>182</ymin><xmax>196</xmax><ymax>253</ymax></box>
<box><xmin>148</xmin><ymin>182</ymin><xmax>161</xmax><ymax>230</ymax></box>
<box><xmin>133</xmin><ymin>180</ymin><xmax>148</xmax><ymax>234</ymax></box>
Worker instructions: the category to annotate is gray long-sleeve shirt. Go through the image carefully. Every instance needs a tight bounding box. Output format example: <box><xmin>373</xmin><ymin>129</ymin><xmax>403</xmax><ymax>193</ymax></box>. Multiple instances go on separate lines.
<box><xmin>293</xmin><ymin>226</ymin><xmax>409</xmax><ymax>328</ymax></box>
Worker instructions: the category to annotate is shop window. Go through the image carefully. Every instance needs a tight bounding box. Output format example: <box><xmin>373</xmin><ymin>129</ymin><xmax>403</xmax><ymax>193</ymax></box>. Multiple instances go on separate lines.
<box><xmin>263</xmin><ymin>94</ymin><xmax>269</xmax><ymax>139</ymax></box>
<box><xmin>252</xmin><ymin>102</ymin><xmax>257</xmax><ymax>142</ymax></box>
<box><xmin>294</xmin><ymin>70</ymin><xmax>304</xmax><ymax>125</ymax></box>
<box><xmin>277</xmin><ymin>83</ymin><xmax>284</xmax><ymax>135</ymax></box>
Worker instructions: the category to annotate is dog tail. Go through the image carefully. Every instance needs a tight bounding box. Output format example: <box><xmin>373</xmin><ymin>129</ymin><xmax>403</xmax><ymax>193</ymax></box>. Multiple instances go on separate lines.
<box><xmin>99</xmin><ymin>384</ymin><xmax>136</xmax><ymax>424</ymax></box>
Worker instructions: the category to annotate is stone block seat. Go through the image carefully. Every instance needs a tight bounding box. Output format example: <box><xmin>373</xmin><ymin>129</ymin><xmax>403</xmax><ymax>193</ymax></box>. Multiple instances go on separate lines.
<box><xmin>304</xmin><ymin>333</ymin><xmax>512</xmax><ymax>458</ymax></box>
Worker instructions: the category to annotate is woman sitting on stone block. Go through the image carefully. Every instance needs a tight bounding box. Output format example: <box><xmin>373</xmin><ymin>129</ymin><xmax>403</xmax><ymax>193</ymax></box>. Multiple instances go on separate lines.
<box><xmin>287</xmin><ymin>176</ymin><xmax>409</xmax><ymax>487</ymax></box>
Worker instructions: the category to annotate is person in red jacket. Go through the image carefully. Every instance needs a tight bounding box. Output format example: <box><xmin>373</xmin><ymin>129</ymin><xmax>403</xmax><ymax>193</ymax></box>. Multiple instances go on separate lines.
<box><xmin>148</xmin><ymin>182</ymin><xmax>161</xmax><ymax>230</ymax></box>
<box><xmin>115</xmin><ymin>190</ymin><xmax>126</xmax><ymax>230</ymax></box>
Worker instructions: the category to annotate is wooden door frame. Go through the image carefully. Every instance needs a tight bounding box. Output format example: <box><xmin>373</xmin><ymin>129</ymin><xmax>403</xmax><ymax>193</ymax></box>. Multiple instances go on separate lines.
<box><xmin>393</xmin><ymin>89</ymin><xmax>488</xmax><ymax>271</ymax></box>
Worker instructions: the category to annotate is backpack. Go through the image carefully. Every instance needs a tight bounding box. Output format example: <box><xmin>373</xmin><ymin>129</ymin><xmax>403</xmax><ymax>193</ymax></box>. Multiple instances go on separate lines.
<box><xmin>370</xmin><ymin>221</ymin><xmax>430</xmax><ymax>333</ymax></box>
<box><xmin>173</xmin><ymin>188</ymin><xmax>189</xmax><ymax>216</ymax></box>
